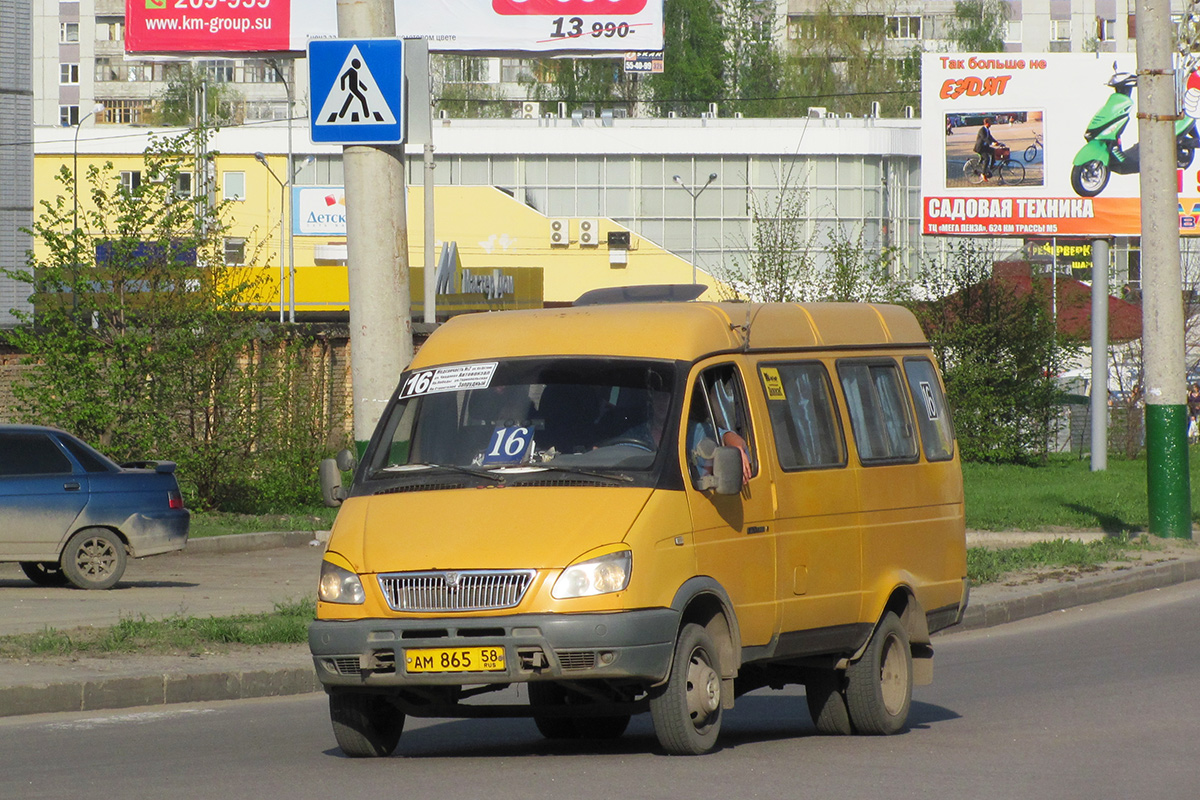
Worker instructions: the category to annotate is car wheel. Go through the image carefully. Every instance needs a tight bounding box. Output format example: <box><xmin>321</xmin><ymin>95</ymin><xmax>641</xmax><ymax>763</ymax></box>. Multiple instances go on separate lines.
<box><xmin>805</xmin><ymin>669</ymin><xmax>853</xmax><ymax>735</ymax></box>
<box><xmin>649</xmin><ymin>622</ymin><xmax>723</xmax><ymax>755</ymax></box>
<box><xmin>845</xmin><ymin>611</ymin><xmax>913</xmax><ymax>735</ymax></box>
<box><xmin>61</xmin><ymin>528</ymin><xmax>127</xmax><ymax>590</ymax></box>
<box><xmin>20</xmin><ymin>561</ymin><xmax>71</xmax><ymax>587</ymax></box>
<box><xmin>329</xmin><ymin>690</ymin><xmax>405</xmax><ymax>758</ymax></box>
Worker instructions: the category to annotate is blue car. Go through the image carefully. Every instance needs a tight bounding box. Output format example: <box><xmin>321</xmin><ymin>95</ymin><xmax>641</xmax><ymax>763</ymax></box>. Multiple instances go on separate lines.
<box><xmin>0</xmin><ymin>425</ymin><xmax>190</xmax><ymax>589</ymax></box>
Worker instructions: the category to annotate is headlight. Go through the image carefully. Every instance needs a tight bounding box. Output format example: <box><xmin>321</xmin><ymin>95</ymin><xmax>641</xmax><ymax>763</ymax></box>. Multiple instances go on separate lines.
<box><xmin>552</xmin><ymin>550</ymin><xmax>632</xmax><ymax>599</ymax></box>
<box><xmin>318</xmin><ymin>560</ymin><xmax>365</xmax><ymax>604</ymax></box>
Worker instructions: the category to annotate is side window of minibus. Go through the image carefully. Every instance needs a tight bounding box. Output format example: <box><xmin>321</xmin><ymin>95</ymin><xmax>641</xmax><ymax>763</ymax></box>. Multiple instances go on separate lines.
<box><xmin>685</xmin><ymin>365</ymin><xmax>756</xmax><ymax>486</ymax></box>
<box><xmin>903</xmin><ymin>357</ymin><xmax>955</xmax><ymax>461</ymax></box>
<box><xmin>758</xmin><ymin>362</ymin><xmax>846</xmax><ymax>470</ymax></box>
<box><xmin>837</xmin><ymin>359</ymin><xmax>919</xmax><ymax>464</ymax></box>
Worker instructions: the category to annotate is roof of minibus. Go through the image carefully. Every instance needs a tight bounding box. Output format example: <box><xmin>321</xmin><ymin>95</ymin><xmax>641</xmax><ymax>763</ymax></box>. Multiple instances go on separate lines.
<box><xmin>411</xmin><ymin>302</ymin><xmax>929</xmax><ymax>368</ymax></box>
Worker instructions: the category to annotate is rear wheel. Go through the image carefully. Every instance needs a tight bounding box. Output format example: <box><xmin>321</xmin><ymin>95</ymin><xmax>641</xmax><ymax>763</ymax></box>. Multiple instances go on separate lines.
<box><xmin>846</xmin><ymin>611</ymin><xmax>912</xmax><ymax>735</ymax></box>
<box><xmin>20</xmin><ymin>562</ymin><xmax>70</xmax><ymax>587</ymax></box>
<box><xmin>962</xmin><ymin>155</ymin><xmax>985</xmax><ymax>185</ymax></box>
<box><xmin>650</xmin><ymin>623</ymin><xmax>723</xmax><ymax>755</ymax></box>
<box><xmin>61</xmin><ymin>529</ymin><xmax>126</xmax><ymax>590</ymax></box>
<box><xmin>805</xmin><ymin>669</ymin><xmax>852</xmax><ymax>735</ymax></box>
<box><xmin>328</xmin><ymin>690</ymin><xmax>405</xmax><ymax>758</ymax></box>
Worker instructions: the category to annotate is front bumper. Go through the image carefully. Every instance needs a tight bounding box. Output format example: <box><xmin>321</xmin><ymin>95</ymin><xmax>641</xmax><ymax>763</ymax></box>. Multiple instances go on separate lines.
<box><xmin>309</xmin><ymin>609</ymin><xmax>680</xmax><ymax>688</ymax></box>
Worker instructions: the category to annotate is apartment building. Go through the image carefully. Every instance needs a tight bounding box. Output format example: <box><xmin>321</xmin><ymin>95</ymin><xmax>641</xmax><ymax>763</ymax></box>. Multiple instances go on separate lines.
<box><xmin>2</xmin><ymin>0</ymin><xmax>34</xmax><ymax>327</ymax></box>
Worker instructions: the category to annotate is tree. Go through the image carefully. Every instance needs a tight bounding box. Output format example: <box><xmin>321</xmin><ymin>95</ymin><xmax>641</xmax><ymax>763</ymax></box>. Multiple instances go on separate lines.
<box><xmin>156</xmin><ymin>63</ymin><xmax>243</xmax><ymax>127</ymax></box>
<box><xmin>945</xmin><ymin>0</ymin><xmax>1009</xmax><ymax>52</ymax></box>
<box><xmin>722</xmin><ymin>0</ymin><xmax>790</xmax><ymax>117</ymax></box>
<box><xmin>3</xmin><ymin>129</ymin><xmax>339</xmax><ymax>510</ymax></box>
<box><xmin>648</xmin><ymin>0</ymin><xmax>727</xmax><ymax>116</ymax></box>
<box><xmin>526</xmin><ymin>57</ymin><xmax>642</xmax><ymax>116</ymax></box>
<box><xmin>912</xmin><ymin>242</ymin><xmax>1075</xmax><ymax>464</ymax></box>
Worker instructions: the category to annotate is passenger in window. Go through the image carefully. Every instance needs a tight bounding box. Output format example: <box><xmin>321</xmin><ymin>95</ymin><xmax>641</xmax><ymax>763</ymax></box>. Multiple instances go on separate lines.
<box><xmin>687</xmin><ymin>380</ymin><xmax>751</xmax><ymax>486</ymax></box>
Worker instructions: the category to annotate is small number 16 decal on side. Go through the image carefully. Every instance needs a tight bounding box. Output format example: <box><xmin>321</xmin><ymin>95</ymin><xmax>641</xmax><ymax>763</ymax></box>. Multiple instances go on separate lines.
<box><xmin>492</xmin><ymin>0</ymin><xmax>646</xmax><ymax>14</ymax></box>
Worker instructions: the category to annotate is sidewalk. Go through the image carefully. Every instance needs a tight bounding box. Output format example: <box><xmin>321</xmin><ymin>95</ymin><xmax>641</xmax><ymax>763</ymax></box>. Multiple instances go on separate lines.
<box><xmin>0</xmin><ymin>530</ymin><xmax>1197</xmax><ymax>718</ymax></box>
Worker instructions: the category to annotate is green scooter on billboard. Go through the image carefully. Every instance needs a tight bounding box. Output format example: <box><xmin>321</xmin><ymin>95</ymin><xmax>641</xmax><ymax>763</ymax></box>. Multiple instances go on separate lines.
<box><xmin>1071</xmin><ymin>65</ymin><xmax>1200</xmax><ymax>197</ymax></box>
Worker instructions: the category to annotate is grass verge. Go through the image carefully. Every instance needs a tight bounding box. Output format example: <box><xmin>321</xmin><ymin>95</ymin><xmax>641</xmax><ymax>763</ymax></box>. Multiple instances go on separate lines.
<box><xmin>189</xmin><ymin>509</ymin><xmax>338</xmax><ymax>538</ymax></box>
<box><xmin>965</xmin><ymin>535</ymin><xmax>1160</xmax><ymax>584</ymax></box>
<box><xmin>0</xmin><ymin>598</ymin><xmax>314</xmax><ymax>660</ymax></box>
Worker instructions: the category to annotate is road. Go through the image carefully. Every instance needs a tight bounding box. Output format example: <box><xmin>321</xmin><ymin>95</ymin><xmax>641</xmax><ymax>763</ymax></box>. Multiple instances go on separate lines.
<box><xmin>2</xmin><ymin>581</ymin><xmax>1197</xmax><ymax>800</ymax></box>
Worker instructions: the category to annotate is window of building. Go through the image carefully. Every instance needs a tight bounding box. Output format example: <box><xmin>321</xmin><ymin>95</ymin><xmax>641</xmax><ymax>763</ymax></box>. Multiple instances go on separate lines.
<box><xmin>223</xmin><ymin>171</ymin><xmax>246</xmax><ymax>201</ymax></box>
<box><xmin>837</xmin><ymin>359</ymin><xmax>918</xmax><ymax>464</ymax></box>
<box><xmin>59</xmin><ymin>105</ymin><xmax>79</xmax><ymax>126</ymax></box>
<box><xmin>96</xmin><ymin>18</ymin><xmax>124</xmax><ymax>41</ymax></box>
<box><xmin>126</xmin><ymin>62</ymin><xmax>155</xmax><ymax>82</ymax></box>
<box><xmin>60</xmin><ymin>22</ymin><xmax>79</xmax><ymax>43</ymax></box>
<box><xmin>1097</xmin><ymin>17</ymin><xmax>1117</xmax><ymax>41</ymax></box>
<box><xmin>1005</xmin><ymin>20</ymin><xmax>1022</xmax><ymax>43</ymax></box>
<box><xmin>95</xmin><ymin>57</ymin><xmax>118</xmax><ymax>82</ymax></box>
<box><xmin>120</xmin><ymin>170</ymin><xmax>142</xmax><ymax>193</ymax></box>
<box><xmin>102</xmin><ymin>100</ymin><xmax>152</xmax><ymax>124</ymax></box>
<box><xmin>500</xmin><ymin>58</ymin><xmax>535</xmax><ymax>83</ymax></box>
<box><xmin>60</xmin><ymin>63</ymin><xmax>79</xmax><ymax>85</ymax></box>
<box><xmin>244</xmin><ymin>59</ymin><xmax>287</xmax><ymax>83</ymax></box>
<box><xmin>174</xmin><ymin>172</ymin><xmax>193</xmax><ymax>199</ymax></box>
<box><xmin>444</xmin><ymin>56</ymin><xmax>491</xmax><ymax>84</ymax></box>
<box><xmin>886</xmin><ymin>16</ymin><xmax>921</xmax><ymax>40</ymax></box>
<box><xmin>224</xmin><ymin>237</ymin><xmax>247</xmax><ymax>266</ymax></box>
<box><xmin>1051</xmin><ymin>19</ymin><xmax>1071</xmax><ymax>41</ymax></box>
<box><xmin>758</xmin><ymin>362</ymin><xmax>846</xmax><ymax>470</ymax></box>
<box><xmin>200</xmin><ymin>60</ymin><xmax>236</xmax><ymax>83</ymax></box>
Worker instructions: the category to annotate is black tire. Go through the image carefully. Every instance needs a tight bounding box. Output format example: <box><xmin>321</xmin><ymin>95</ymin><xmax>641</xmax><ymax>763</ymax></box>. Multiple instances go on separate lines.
<box><xmin>329</xmin><ymin>690</ymin><xmax>405</xmax><ymax>758</ymax></box>
<box><xmin>529</xmin><ymin>682</ymin><xmax>631</xmax><ymax>740</ymax></box>
<box><xmin>805</xmin><ymin>669</ymin><xmax>852</xmax><ymax>735</ymax></box>
<box><xmin>1024</xmin><ymin>144</ymin><xmax>1038</xmax><ymax>163</ymax></box>
<box><xmin>20</xmin><ymin>562</ymin><xmax>70</xmax><ymax>587</ymax></box>
<box><xmin>1071</xmin><ymin>160</ymin><xmax>1109</xmax><ymax>197</ymax></box>
<box><xmin>846</xmin><ymin>611</ymin><xmax>912</xmax><ymax>736</ymax></box>
<box><xmin>650</xmin><ymin>623</ymin><xmax>723</xmax><ymax>755</ymax></box>
<box><xmin>1178</xmin><ymin>145</ymin><xmax>1194</xmax><ymax>169</ymax></box>
<box><xmin>61</xmin><ymin>529</ymin><xmax>127</xmax><ymax>590</ymax></box>
<box><xmin>999</xmin><ymin>159</ymin><xmax>1025</xmax><ymax>185</ymax></box>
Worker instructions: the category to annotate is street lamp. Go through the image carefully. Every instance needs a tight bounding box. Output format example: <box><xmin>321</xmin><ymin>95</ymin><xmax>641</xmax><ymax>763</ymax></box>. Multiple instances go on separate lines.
<box><xmin>673</xmin><ymin>172</ymin><xmax>718</xmax><ymax>285</ymax></box>
<box><xmin>72</xmin><ymin>103</ymin><xmax>106</xmax><ymax>235</ymax></box>
<box><xmin>255</xmin><ymin>152</ymin><xmax>287</xmax><ymax>324</ymax></box>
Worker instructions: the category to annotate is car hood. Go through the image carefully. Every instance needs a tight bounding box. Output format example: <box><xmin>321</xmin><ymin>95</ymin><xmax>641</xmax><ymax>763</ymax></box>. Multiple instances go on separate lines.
<box><xmin>341</xmin><ymin>485</ymin><xmax>654</xmax><ymax>574</ymax></box>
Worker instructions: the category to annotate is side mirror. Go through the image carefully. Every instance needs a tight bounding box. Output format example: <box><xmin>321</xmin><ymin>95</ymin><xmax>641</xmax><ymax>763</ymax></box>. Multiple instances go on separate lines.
<box><xmin>319</xmin><ymin>458</ymin><xmax>347</xmax><ymax>507</ymax></box>
<box><xmin>335</xmin><ymin>448</ymin><xmax>357</xmax><ymax>472</ymax></box>
<box><xmin>709</xmin><ymin>446</ymin><xmax>744</xmax><ymax>496</ymax></box>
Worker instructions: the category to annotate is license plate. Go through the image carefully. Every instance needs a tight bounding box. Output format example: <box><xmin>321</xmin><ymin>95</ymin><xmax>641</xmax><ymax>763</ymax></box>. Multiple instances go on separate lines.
<box><xmin>405</xmin><ymin>646</ymin><xmax>506</xmax><ymax>673</ymax></box>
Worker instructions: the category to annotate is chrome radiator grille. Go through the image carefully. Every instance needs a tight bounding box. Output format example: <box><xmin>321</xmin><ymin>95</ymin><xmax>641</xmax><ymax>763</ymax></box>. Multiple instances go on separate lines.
<box><xmin>377</xmin><ymin>570</ymin><xmax>536</xmax><ymax>612</ymax></box>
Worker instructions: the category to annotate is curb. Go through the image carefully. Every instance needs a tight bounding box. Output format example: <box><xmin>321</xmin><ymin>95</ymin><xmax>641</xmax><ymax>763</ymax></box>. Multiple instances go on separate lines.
<box><xmin>185</xmin><ymin>530</ymin><xmax>330</xmax><ymax>554</ymax></box>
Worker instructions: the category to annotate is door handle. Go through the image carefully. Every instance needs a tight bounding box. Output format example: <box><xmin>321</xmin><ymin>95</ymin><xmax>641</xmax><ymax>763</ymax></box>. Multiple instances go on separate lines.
<box><xmin>747</xmin><ymin>525</ymin><xmax>769</xmax><ymax>534</ymax></box>
<box><xmin>63</xmin><ymin>482</ymin><xmax>81</xmax><ymax>491</ymax></box>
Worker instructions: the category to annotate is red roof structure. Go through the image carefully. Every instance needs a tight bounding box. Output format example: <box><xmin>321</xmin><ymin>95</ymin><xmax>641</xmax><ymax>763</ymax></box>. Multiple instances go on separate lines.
<box><xmin>990</xmin><ymin>261</ymin><xmax>1142</xmax><ymax>342</ymax></box>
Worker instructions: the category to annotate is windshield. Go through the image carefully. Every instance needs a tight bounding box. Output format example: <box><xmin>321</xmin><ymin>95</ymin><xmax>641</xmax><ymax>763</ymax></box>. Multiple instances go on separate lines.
<box><xmin>368</xmin><ymin>358</ymin><xmax>676</xmax><ymax>481</ymax></box>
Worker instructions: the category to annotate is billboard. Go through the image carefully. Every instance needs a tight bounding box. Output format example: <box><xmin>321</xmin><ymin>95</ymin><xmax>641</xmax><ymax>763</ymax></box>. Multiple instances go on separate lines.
<box><xmin>922</xmin><ymin>53</ymin><xmax>1200</xmax><ymax>238</ymax></box>
<box><xmin>126</xmin><ymin>0</ymin><xmax>663</xmax><ymax>54</ymax></box>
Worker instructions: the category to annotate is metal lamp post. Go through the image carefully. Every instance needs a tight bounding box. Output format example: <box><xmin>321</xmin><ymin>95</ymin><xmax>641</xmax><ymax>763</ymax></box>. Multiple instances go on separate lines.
<box><xmin>72</xmin><ymin>103</ymin><xmax>106</xmax><ymax>235</ymax></box>
<box><xmin>255</xmin><ymin>152</ymin><xmax>287</xmax><ymax>323</ymax></box>
<box><xmin>673</xmin><ymin>172</ymin><xmax>718</xmax><ymax>284</ymax></box>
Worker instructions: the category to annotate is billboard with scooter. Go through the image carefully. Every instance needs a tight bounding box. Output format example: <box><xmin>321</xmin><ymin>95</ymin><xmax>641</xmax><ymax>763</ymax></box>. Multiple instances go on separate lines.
<box><xmin>921</xmin><ymin>52</ymin><xmax>1200</xmax><ymax>237</ymax></box>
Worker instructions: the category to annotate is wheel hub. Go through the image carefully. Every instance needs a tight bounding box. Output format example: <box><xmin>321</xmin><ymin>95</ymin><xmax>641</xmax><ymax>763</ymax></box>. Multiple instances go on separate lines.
<box><xmin>686</xmin><ymin>653</ymin><xmax>721</xmax><ymax>721</ymax></box>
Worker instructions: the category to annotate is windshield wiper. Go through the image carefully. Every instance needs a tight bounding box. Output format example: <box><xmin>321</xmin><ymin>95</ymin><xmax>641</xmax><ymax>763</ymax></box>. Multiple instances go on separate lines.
<box><xmin>377</xmin><ymin>463</ymin><xmax>505</xmax><ymax>483</ymax></box>
<box><xmin>525</xmin><ymin>465</ymin><xmax>634</xmax><ymax>483</ymax></box>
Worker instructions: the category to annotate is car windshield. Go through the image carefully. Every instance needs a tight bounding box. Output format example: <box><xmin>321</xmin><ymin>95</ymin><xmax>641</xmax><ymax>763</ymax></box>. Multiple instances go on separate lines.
<box><xmin>368</xmin><ymin>358</ymin><xmax>676</xmax><ymax>480</ymax></box>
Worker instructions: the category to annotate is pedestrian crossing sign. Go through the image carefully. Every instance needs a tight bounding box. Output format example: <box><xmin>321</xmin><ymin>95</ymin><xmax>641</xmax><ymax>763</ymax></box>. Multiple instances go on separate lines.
<box><xmin>308</xmin><ymin>38</ymin><xmax>404</xmax><ymax>145</ymax></box>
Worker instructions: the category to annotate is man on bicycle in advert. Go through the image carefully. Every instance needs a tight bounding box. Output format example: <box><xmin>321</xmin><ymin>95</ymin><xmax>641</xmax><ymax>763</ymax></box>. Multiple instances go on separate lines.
<box><xmin>974</xmin><ymin>117</ymin><xmax>1002</xmax><ymax>180</ymax></box>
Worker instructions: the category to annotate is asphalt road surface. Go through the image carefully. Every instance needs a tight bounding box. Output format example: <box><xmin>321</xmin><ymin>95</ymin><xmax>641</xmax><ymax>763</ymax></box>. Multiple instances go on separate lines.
<box><xmin>2</xmin><ymin>581</ymin><xmax>1197</xmax><ymax>800</ymax></box>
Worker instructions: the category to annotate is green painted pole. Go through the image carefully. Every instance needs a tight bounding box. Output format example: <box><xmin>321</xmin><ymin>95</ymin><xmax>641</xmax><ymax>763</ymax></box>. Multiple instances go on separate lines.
<box><xmin>1145</xmin><ymin>406</ymin><xmax>1191</xmax><ymax>537</ymax></box>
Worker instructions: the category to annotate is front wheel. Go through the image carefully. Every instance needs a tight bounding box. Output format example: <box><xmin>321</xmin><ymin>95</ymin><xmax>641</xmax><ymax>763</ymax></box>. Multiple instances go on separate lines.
<box><xmin>329</xmin><ymin>690</ymin><xmax>405</xmax><ymax>757</ymax></box>
<box><xmin>1024</xmin><ymin>144</ymin><xmax>1038</xmax><ymax>162</ymax></box>
<box><xmin>1178</xmin><ymin>144</ymin><xmax>1195</xmax><ymax>169</ymax></box>
<box><xmin>650</xmin><ymin>623</ymin><xmax>723</xmax><ymax>755</ymax></box>
<box><xmin>1071</xmin><ymin>160</ymin><xmax>1109</xmax><ymax>197</ymax></box>
<box><xmin>846</xmin><ymin>611</ymin><xmax>912</xmax><ymax>735</ymax></box>
<box><xmin>61</xmin><ymin>528</ymin><xmax>127</xmax><ymax>590</ymax></box>
<box><xmin>20</xmin><ymin>562</ymin><xmax>70</xmax><ymax>587</ymax></box>
<box><xmin>999</xmin><ymin>159</ymin><xmax>1026</xmax><ymax>185</ymax></box>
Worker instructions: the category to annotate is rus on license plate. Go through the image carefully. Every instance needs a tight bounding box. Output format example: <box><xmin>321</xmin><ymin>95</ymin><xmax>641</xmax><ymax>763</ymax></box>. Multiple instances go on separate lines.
<box><xmin>405</xmin><ymin>646</ymin><xmax>506</xmax><ymax>673</ymax></box>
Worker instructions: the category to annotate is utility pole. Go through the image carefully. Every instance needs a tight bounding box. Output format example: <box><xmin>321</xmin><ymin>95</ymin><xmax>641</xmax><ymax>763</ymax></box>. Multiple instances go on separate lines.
<box><xmin>337</xmin><ymin>0</ymin><xmax>413</xmax><ymax>454</ymax></box>
<box><xmin>1136</xmin><ymin>0</ymin><xmax>1192</xmax><ymax>537</ymax></box>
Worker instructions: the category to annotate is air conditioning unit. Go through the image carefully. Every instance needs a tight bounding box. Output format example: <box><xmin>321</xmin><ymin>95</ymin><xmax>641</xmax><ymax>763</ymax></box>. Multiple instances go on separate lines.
<box><xmin>521</xmin><ymin>101</ymin><xmax>541</xmax><ymax>119</ymax></box>
<box><xmin>549</xmin><ymin>217</ymin><xmax>569</xmax><ymax>246</ymax></box>
<box><xmin>577</xmin><ymin>218</ymin><xmax>599</xmax><ymax>247</ymax></box>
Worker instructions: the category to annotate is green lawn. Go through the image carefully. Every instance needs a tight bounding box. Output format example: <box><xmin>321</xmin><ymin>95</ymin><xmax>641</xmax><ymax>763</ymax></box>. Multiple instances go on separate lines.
<box><xmin>189</xmin><ymin>508</ymin><xmax>338</xmax><ymax>538</ymax></box>
<box><xmin>962</xmin><ymin>449</ymin><xmax>1200</xmax><ymax>532</ymax></box>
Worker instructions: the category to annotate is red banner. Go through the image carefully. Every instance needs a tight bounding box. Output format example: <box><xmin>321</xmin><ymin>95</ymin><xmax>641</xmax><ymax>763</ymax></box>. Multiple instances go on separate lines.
<box><xmin>126</xmin><ymin>0</ymin><xmax>290</xmax><ymax>53</ymax></box>
<box><xmin>491</xmin><ymin>0</ymin><xmax>646</xmax><ymax>14</ymax></box>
